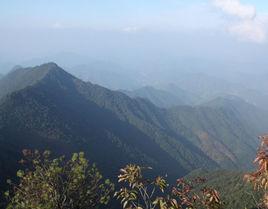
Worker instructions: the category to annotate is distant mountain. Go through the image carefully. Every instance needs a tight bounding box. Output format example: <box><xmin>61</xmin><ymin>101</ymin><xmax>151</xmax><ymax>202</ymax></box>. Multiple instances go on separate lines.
<box><xmin>0</xmin><ymin>63</ymin><xmax>267</xmax><ymax>187</ymax></box>
<box><xmin>153</xmin><ymin>72</ymin><xmax>268</xmax><ymax>110</ymax></box>
<box><xmin>121</xmin><ymin>84</ymin><xmax>202</xmax><ymax>108</ymax></box>
<box><xmin>202</xmin><ymin>95</ymin><xmax>268</xmax><ymax>133</ymax></box>
<box><xmin>165</xmin><ymin>96</ymin><xmax>268</xmax><ymax>169</ymax></box>
<box><xmin>121</xmin><ymin>86</ymin><xmax>185</xmax><ymax>108</ymax></box>
<box><xmin>156</xmin><ymin>83</ymin><xmax>201</xmax><ymax>105</ymax></box>
<box><xmin>0</xmin><ymin>63</ymin><xmax>216</xmax><ymax>185</ymax></box>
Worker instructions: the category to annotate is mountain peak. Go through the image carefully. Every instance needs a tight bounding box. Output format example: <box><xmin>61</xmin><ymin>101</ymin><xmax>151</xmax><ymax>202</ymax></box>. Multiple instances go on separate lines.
<box><xmin>39</xmin><ymin>62</ymin><xmax>59</xmax><ymax>68</ymax></box>
<box><xmin>32</xmin><ymin>62</ymin><xmax>62</xmax><ymax>74</ymax></box>
<box><xmin>0</xmin><ymin>62</ymin><xmax>73</xmax><ymax>100</ymax></box>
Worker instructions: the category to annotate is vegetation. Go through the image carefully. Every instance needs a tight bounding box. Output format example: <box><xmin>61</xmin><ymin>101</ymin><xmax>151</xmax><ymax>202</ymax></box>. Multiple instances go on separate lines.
<box><xmin>1</xmin><ymin>63</ymin><xmax>268</xmax><ymax>208</ymax></box>
<box><xmin>4</xmin><ymin>150</ymin><xmax>114</xmax><ymax>209</ymax></box>
<box><xmin>2</xmin><ymin>63</ymin><xmax>268</xmax><ymax>182</ymax></box>
<box><xmin>115</xmin><ymin>164</ymin><xmax>223</xmax><ymax>209</ymax></box>
<box><xmin>245</xmin><ymin>135</ymin><xmax>268</xmax><ymax>208</ymax></box>
<box><xmin>2</xmin><ymin>135</ymin><xmax>268</xmax><ymax>209</ymax></box>
<box><xmin>185</xmin><ymin>170</ymin><xmax>262</xmax><ymax>209</ymax></box>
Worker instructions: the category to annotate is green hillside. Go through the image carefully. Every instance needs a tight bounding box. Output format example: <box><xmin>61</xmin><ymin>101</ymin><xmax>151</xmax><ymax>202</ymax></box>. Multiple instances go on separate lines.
<box><xmin>0</xmin><ymin>63</ymin><xmax>215</xmax><ymax>185</ymax></box>
<box><xmin>186</xmin><ymin>169</ymin><xmax>262</xmax><ymax>209</ymax></box>
<box><xmin>165</xmin><ymin>100</ymin><xmax>268</xmax><ymax>169</ymax></box>
<box><xmin>0</xmin><ymin>63</ymin><xmax>267</xmax><ymax>187</ymax></box>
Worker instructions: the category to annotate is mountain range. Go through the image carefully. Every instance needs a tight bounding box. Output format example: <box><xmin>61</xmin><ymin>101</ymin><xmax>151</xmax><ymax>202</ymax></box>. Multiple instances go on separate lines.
<box><xmin>4</xmin><ymin>53</ymin><xmax>268</xmax><ymax>112</ymax></box>
<box><xmin>0</xmin><ymin>63</ymin><xmax>267</xmax><ymax>186</ymax></box>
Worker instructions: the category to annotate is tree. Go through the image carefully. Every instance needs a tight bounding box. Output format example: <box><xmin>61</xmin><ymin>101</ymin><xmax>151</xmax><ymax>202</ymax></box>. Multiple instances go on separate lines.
<box><xmin>244</xmin><ymin>135</ymin><xmax>268</xmax><ymax>208</ymax></box>
<box><xmin>115</xmin><ymin>164</ymin><xmax>223</xmax><ymax>209</ymax></box>
<box><xmin>5</xmin><ymin>149</ymin><xmax>114</xmax><ymax>209</ymax></box>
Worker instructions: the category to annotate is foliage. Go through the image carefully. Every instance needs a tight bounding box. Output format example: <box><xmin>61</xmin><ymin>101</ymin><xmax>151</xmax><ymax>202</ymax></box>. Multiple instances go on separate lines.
<box><xmin>245</xmin><ymin>135</ymin><xmax>268</xmax><ymax>208</ymax></box>
<box><xmin>5</xmin><ymin>149</ymin><xmax>114</xmax><ymax>209</ymax></box>
<box><xmin>185</xmin><ymin>169</ymin><xmax>262</xmax><ymax>209</ymax></box>
<box><xmin>115</xmin><ymin>164</ymin><xmax>223</xmax><ymax>209</ymax></box>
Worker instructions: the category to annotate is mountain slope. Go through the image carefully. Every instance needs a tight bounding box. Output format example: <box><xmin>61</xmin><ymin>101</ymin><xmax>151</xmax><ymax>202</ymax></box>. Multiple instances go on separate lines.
<box><xmin>156</xmin><ymin>83</ymin><xmax>201</xmax><ymax>105</ymax></box>
<box><xmin>0</xmin><ymin>63</ymin><xmax>217</xmax><ymax>184</ymax></box>
<box><xmin>165</xmin><ymin>96</ymin><xmax>268</xmax><ymax>169</ymax></box>
<box><xmin>0</xmin><ymin>63</ymin><xmax>267</xmax><ymax>186</ymax></box>
<box><xmin>202</xmin><ymin>95</ymin><xmax>268</xmax><ymax>133</ymax></box>
<box><xmin>0</xmin><ymin>64</ymin><xmax>54</xmax><ymax>99</ymax></box>
<box><xmin>186</xmin><ymin>169</ymin><xmax>260</xmax><ymax>209</ymax></box>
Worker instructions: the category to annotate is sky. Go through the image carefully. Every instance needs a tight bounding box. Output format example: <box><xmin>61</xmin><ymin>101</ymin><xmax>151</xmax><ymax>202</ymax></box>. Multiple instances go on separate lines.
<box><xmin>0</xmin><ymin>0</ymin><xmax>268</xmax><ymax>73</ymax></box>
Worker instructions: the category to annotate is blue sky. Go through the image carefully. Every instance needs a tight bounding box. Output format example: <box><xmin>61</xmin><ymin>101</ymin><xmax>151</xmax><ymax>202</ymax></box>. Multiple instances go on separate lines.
<box><xmin>242</xmin><ymin>0</ymin><xmax>268</xmax><ymax>11</ymax></box>
<box><xmin>0</xmin><ymin>0</ymin><xmax>268</xmax><ymax>64</ymax></box>
<box><xmin>1</xmin><ymin>0</ymin><xmax>267</xmax><ymax>14</ymax></box>
<box><xmin>1</xmin><ymin>0</ymin><xmax>267</xmax><ymax>28</ymax></box>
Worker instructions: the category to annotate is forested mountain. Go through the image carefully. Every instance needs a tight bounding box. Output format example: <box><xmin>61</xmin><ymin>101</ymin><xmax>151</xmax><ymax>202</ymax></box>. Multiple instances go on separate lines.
<box><xmin>0</xmin><ymin>63</ymin><xmax>266</xmax><ymax>187</ymax></box>
<box><xmin>122</xmin><ymin>85</ymin><xmax>268</xmax><ymax>169</ymax></box>
<box><xmin>0</xmin><ymin>65</ymin><xmax>50</xmax><ymax>99</ymax></box>
<box><xmin>0</xmin><ymin>63</ymin><xmax>214</xmax><ymax>185</ymax></box>
<box><xmin>202</xmin><ymin>95</ymin><xmax>268</xmax><ymax>133</ymax></box>
<box><xmin>165</xmin><ymin>96</ymin><xmax>268</xmax><ymax>169</ymax></box>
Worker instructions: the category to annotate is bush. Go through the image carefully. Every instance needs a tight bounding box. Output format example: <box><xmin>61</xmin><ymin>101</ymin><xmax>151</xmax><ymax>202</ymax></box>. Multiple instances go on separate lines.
<box><xmin>245</xmin><ymin>135</ymin><xmax>268</xmax><ymax>209</ymax></box>
<box><xmin>115</xmin><ymin>164</ymin><xmax>223</xmax><ymax>209</ymax></box>
<box><xmin>5</xmin><ymin>149</ymin><xmax>114</xmax><ymax>209</ymax></box>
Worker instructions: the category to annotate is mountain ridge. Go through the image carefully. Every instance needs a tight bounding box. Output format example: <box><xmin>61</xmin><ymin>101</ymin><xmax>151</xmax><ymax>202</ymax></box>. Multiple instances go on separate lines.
<box><xmin>0</xmin><ymin>63</ymin><xmax>217</xmax><ymax>183</ymax></box>
<box><xmin>0</xmin><ymin>63</ymin><xmax>266</xmax><ymax>185</ymax></box>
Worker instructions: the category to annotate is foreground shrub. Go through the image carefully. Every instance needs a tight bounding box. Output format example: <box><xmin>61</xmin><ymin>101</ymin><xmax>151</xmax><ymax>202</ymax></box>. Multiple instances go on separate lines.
<box><xmin>245</xmin><ymin>135</ymin><xmax>268</xmax><ymax>209</ymax></box>
<box><xmin>115</xmin><ymin>164</ymin><xmax>223</xmax><ymax>209</ymax></box>
<box><xmin>5</xmin><ymin>149</ymin><xmax>114</xmax><ymax>209</ymax></box>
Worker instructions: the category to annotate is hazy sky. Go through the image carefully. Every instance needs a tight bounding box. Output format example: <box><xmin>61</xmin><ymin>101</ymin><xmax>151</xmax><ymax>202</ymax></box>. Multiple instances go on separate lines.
<box><xmin>0</xmin><ymin>0</ymin><xmax>268</xmax><ymax>73</ymax></box>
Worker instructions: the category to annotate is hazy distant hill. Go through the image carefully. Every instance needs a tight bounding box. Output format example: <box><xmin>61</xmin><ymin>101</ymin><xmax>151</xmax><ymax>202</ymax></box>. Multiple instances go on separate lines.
<box><xmin>0</xmin><ymin>63</ymin><xmax>267</xmax><ymax>187</ymax></box>
<box><xmin>121</xmin><ymin>86</ymin><xmax>185</xmax><ymax>108</ymax></box>
<box><xmin>202</xmin><ymin>95</ymin><xmax>268</xmax><ymax>134</ymax></box>
<box><xmin>156</xmin><ymin>72</ymin><xmax>268</xmax><ymax>110</ymax></box>
<box><xmin>121</xmin><ymin>84</ymin><xmax>202</xmax><ymax>108</ymax></box>
<box><xmin>165</xmin><ymin>96</ymin><xmax>268</xmax><ymax>169</ymax></box>
<box><xmin>156</xmin><ymin>83</ymin><xmax>201</xmax><ymax>105</ymax></box>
